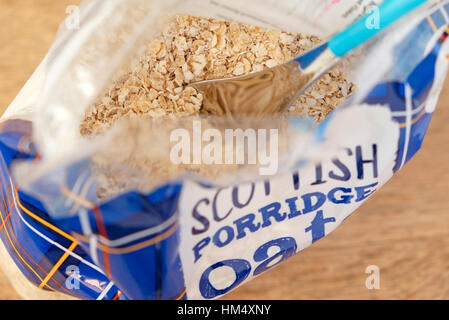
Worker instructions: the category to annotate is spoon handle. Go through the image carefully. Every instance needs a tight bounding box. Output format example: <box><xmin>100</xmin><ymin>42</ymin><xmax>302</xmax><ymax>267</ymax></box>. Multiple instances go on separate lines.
<box><xmin>328</xmin><ymin>0</ymin><xmax>428</xmax><ymax>57</ymax></box>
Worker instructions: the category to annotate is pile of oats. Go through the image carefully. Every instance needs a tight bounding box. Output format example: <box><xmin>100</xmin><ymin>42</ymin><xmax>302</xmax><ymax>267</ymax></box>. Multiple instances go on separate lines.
<box><xmin>80</xmin><ymin>14</ymin><xmax>354</xmax><ymax>136</ymax></box>
<box><xmin>79</xmin><ymin>14</ymin><xmax>355</xmax><ymax>199</ymax></box>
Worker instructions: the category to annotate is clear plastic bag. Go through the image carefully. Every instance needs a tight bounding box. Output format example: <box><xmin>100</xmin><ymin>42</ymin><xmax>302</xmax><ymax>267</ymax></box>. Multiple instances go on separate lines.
<box><xmin>1</xmin><ymin>0</ymin><xmax>448</xmax><ymax>299</ymax></box>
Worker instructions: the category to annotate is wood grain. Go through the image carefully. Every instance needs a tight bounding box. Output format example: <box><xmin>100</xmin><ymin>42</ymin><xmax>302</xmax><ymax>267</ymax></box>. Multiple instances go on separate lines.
<box><xmin>0</xmin><ymin>0</ymin><xmax>448</xmax><ymax>300</ymax></box>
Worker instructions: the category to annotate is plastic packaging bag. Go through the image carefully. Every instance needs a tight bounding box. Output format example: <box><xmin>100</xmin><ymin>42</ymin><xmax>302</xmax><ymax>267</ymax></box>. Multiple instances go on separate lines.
<box><xmin>1</xmin><ymin>0</ymin><xmax>449</xmax><ymax>299</ymax></box>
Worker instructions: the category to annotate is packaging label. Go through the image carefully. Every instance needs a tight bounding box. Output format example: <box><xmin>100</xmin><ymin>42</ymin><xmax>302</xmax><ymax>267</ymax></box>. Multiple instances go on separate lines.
<box><xmin>179</xmin><ymin>105</ymin><xmax>399</xmax><ymax>299</ymax></box>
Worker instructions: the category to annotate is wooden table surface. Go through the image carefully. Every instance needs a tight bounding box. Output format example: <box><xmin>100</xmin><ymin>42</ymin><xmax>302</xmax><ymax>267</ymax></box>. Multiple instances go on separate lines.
<box><xmin>0</xmin><ymin>0</ymin><xmax>448</xmax><ymax>300</ymax></box>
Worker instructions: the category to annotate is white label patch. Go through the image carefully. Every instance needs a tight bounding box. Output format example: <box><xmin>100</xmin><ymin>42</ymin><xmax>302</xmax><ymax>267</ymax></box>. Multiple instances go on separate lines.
<box><xmin>179</xmin><ymin>105</ymin><xmax>399</xmax><ymax>299</ymax></box>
